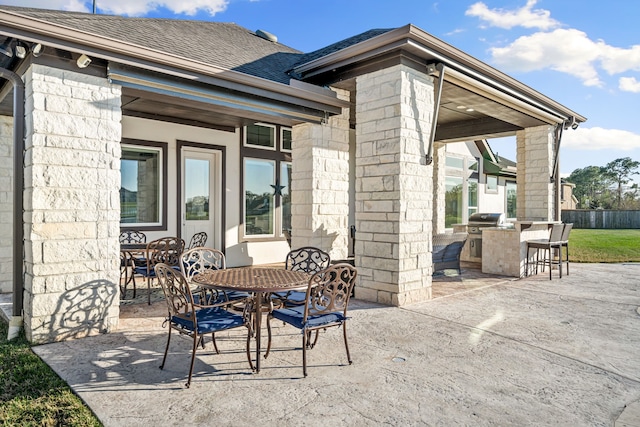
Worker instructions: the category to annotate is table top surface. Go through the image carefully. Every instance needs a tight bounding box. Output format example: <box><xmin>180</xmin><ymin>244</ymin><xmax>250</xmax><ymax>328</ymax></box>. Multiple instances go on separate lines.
<box><xmin>193</xmin><ymin>267</ymin><xmax>310</xmax><ymax>292</ymax></box>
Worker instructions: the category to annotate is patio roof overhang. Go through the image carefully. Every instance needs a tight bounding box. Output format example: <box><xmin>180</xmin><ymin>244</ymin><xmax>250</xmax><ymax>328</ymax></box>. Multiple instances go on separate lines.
<box><xmin>0</xmin><ymin>9</ymin><xmax>349</xmax><ymax>127</ymax></box>
<box><xmin>292</xmin><ymin>24</ymin><xmax>587</xmax><ymax>142</ymax></box>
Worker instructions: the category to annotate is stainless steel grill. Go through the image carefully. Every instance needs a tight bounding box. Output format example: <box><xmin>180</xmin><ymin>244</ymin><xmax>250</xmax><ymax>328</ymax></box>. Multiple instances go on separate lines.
<box><xmin>467</xmin><ymin>213</ymin><xmax>506</xmax><ymax>257</ymax></box>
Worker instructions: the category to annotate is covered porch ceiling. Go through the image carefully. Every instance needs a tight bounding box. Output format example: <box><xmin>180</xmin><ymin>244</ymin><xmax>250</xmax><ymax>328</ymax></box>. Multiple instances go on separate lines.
<box><xmin>293</xmin><ymin>24</ymin><xmax>586</xmax><ymax>144</ymax></box>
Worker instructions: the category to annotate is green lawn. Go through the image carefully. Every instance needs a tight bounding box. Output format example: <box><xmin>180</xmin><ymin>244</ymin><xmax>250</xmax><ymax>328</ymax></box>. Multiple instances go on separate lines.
<box><xmin>0</xmin><ymin>320</ymin><xmax>102</xmax><ymax>427</ymax></box>
<box><xmin>569</xmin><ymin>229</ymin><xmax>640</xmax><ymax>263</ymax></box>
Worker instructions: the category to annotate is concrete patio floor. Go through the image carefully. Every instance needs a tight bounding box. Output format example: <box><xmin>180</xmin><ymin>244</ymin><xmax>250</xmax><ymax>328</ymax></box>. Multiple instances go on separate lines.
<box><xmin>8</xmin><ymin>262</ymin><xmax>640</xmax><ymax>426</ymax></box>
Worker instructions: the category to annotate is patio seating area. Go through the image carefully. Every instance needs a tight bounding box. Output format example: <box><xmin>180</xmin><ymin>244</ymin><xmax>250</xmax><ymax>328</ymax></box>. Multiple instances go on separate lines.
<box><xmin>6</xmin><ymin>262</ymin><xmax>637</xmax><ymax>426</ymax></box>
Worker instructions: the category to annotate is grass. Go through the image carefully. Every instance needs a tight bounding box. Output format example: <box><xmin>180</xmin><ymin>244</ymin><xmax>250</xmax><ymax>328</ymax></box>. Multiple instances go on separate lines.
<box><xmin>569</xmin><ymin>229</ymin><xmax>640</xmax><ymax>263</ymax></box>
<box><xmin>0</xmin><ymin>319</ymin><xmax>102</xmax><ymax>427</ymax></box>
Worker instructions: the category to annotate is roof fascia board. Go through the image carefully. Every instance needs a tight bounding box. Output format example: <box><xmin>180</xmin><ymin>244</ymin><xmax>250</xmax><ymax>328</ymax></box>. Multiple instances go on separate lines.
<box><xmin>294</xmin><ymin>24</ymin><xmax>585</xmax><ymax>124</ymax></box>
<box><xmin>0</xmin><ymin>10</ymin><xmax>348</xmax><ymax>110</ymax></box>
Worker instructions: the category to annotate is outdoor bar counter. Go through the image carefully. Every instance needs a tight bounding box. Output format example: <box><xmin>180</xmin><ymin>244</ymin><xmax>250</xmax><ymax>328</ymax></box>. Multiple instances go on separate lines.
<box><xmin>481</xmin><ymin>221</ymin><xmax>559</xmax><ymax>277</ymax></box>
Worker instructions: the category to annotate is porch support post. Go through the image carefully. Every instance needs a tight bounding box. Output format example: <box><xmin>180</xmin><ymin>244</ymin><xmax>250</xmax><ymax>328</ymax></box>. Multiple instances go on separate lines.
<box><xmin>431</xmin><ymin>141</ymin><xmax>446</xmax><ymax>234</ymax></box>
<box><xmin>290</xmin><ymin>88</ymin><xmax>350</xmax><ymax>260</ymax></box>
<box><xmin>22</xmin><ymin>65</ymin><xmax>122</xmax><ymax>343</ymax></box>
<box><xmin>354</xmin><ymin>64</ymin><xmax>434</xmax><ymax>306</ymax></box>
<box><xmin>516</xmin><ymin>125</ymin><xmax>556</xmax><ymax>221</ymax></box>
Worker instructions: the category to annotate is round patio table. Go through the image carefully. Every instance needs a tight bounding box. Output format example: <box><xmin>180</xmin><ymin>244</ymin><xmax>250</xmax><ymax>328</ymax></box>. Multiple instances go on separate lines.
<box><xmin>193</xmin><ymin>267</ymin><xmax>309</xmax><ymax>373</ymax></box>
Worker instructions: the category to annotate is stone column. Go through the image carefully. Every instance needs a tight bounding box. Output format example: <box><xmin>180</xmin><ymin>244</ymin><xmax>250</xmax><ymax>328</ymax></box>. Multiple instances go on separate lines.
<box><xmin>431</xmin><ymin>141</ymin><xmax>446</xmax><ymax>234</ymax></box>
<box><xmin>355</xmin><ymin>64</ymin><xmax>434</xmax><ymax>306</ymax></box>
<box><xmin>0</xmin><ymin>116</ymin><xmax>12</xmax><ymax>293</ymax></box>
<box><xmin>516</xmin><ymin>125</ymin><xmax>555</xmax><ymax>221</ymax></box>
<box><xmin>290</xmin><ymin>89</ymin><xmax>350</xmax><ymax>260</ymax></box>
<box><xmin>23</xmin><ymin>64</ymin><xmax>122</xmax><ymax>343</ymax></box>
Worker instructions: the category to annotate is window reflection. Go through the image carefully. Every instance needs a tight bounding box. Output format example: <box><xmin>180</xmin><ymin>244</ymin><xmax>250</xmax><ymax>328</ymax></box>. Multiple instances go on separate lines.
<box><xmin>185</xmin><ymin>158</ymin><xmax>209</xmax><ymax>221</ymax></box>
<box><xmin>121</xmin><ymin>147</ymin><xmax>160</xmax><ymax>224</ymax></box>
<box><xmin>245</xmin><ymin>159</ymin><xmax>275</xmax><ymax>236</ymax></box>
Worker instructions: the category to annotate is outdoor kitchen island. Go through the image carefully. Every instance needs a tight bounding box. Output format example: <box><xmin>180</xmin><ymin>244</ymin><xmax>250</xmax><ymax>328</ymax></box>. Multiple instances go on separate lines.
<box><xmin>480</xmin><ymin>221</ymin><xmax>559</xmax><ymax>277</ymax></box>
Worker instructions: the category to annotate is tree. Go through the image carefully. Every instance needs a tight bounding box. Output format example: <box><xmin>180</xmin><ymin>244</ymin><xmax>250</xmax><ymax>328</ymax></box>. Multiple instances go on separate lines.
<box><xmin>602</xmin><ymin>157</ymin><xmax>640</xmax><ymax>209</ymax></box>
<box><xmin>567</xmin><ymin>166</ymin><xmax>611</xmax><ymax>208</ymax></box>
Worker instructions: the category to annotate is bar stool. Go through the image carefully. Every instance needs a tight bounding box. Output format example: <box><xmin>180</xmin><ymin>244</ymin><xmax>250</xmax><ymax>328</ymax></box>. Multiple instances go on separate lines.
<box><xmin>559</xmin><ymin>223</ymin><xmax>573</xmax><ymax>276</ymax></box>
<box><xmin>525</xmin><ymin>223</ymin><xmax>565</xmax><ymax>279</ymax></box>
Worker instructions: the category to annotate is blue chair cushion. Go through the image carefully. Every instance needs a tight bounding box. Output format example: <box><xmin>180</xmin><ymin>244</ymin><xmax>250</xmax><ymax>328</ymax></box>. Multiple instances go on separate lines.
<box><xmin>134</xmin><ymin>265</ymin><xmax>180</xmax><ymax>277</ymax></box>
<box><xmin>134</xmin><ymin>266</ymin><xmax>155</xmax><ymax>277</ymax></box>
<box><xmin>272</xmin><ymin>290</ymin><xmax>307</xmax><ymax>305</ymax></box>
<box><xmin>172</xmin><ymin>307</ymin><xmax>245</xmax><ymax>334</ymax></box>
<box><xmin>272</xmin><ymin>305</ymin><xmax>346</xmax><ymax>330</ymax></box>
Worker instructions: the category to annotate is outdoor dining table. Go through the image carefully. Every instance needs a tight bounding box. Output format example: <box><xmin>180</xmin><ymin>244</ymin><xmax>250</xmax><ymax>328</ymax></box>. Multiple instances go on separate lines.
<box><xmin>192</xmin><ymin>267</ymin><xmax>310</xmax><ymax>373</ymax></box>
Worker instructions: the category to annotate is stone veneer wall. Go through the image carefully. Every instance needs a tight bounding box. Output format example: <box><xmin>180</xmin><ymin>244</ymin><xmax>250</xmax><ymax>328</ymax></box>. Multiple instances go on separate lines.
<box><xmin>0</xmin><ymin>116</ymin><xmax>13</xmax><ymax>293</ymax></box>
<box><xmin>23</xmin><ymin>65</ymin><xmax>122</xmax><ymax>343</ymax></box>
<box><xmin>290</xmin><ymin>88</ymin><xmax>350</xmax><ymax>260</ymax></box>
<box><xmin>354</xmin><ymin>64</ymin><xmax>434</xmax><ymax>306</ymax></box>
<box><xmin>516</xmin><ymin>125</ymin><xmax>555</xmax><ymax>221</ymax></box>
<box><xmin>431</xmin><ymin>141</ymin><xmax>446</xmax><ymax>234</ymax></box>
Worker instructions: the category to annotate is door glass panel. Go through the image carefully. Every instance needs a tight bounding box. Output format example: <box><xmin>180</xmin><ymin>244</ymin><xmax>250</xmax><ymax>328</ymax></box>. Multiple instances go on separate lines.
<box><xmin>185</xmin><ymin>158</ymin><xmax>209</xmax><ymax>221</ymax></box>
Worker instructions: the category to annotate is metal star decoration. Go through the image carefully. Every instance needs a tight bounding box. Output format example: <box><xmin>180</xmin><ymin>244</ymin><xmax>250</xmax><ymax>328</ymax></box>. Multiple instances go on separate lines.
<box><xmin>271</xmin><ymin>182</ymin><xmax>286</xmax><ymax>196</ymax></box>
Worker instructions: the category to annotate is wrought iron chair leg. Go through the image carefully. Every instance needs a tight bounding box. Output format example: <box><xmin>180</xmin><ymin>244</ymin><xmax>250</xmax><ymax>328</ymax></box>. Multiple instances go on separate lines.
<box><xmin>147</xmin><ymin>277</ymin><xmax>152</xmax><ymax>305</ymax></box>
<box><xmin>211</xmin><ymin>333</ymin><xmax>219</xmax><ymax>354</ymax></box>
<box><xmin>302</xmin><ymin>329</ymin><xmax>308</xmax><ymax>377</ymax></box>
<box><xmin>264</xmin><ymin>314</ymin><xmax>272</xmax><ymax>359</ymax></box>
<box><xmin>246</xmin><ymin>327</ymin><xmax>255</xmax><ymax>371</ymax></box>
<box><xmin>186</xmin><ymin>333</ymin><xmax>199</xmax><ymax>388</ymax></box>
<box><xmin>160</xmin><ymin>327</ymin><xmax>172</xmax><ymax>370</ymax></box>
<box><xmin>309</xmin><ymin>329</ymin><xmax>320</xmax><ymax>349</ymax></box>
<box><xmin>343</xmin><ymin>323</ymin><xmax>352</xmax><ymax>365</ymax></box>
<box><xmin>130</xmin><ymin>266</ymin><xmax>137</xmax><ymax>299</ymax></box>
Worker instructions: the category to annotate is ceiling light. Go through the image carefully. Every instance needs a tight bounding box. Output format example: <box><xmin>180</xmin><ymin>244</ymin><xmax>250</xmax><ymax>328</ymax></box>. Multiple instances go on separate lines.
<box><xmin>466</xmin><ymin>108</ymin><xmax>475</xmax><ymax>112</ymax></box>
<box><xmin>76</xmin><ymin>53</ymin><xmax>91</xmax><ymax>68</ymax></box>
<box><xmin>456</xmin><ymin>105</ymin><xmax>466</xmax><ymax>109</ymax></box>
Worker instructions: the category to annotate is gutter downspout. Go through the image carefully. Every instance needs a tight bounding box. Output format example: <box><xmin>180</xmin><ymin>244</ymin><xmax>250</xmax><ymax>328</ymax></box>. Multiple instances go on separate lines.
<box><xmin>552</xmin><ymin>123</ymin><xmax>563</xmax><ymax>221</ymax></box>
<box><xmin>425</xmin><ymin>63</ymin><xmax>445</xmax><ymax>165</ymax></box>
<box><xmin>0</xmin><ymin>67</ymin><xmax>25</xmax><ymax>340</ymax></box>
<box><xmin>550</xmin><ymin>117</ymin><xmax>576</xmax><ymax>221</ymax></box>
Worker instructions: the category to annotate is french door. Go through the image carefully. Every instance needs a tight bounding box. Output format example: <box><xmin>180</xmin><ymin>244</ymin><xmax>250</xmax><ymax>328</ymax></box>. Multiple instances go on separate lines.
<box><xmin>180</xmin><ymin>146</ymin><xmax>223</xmax><ymax>250</ymax></box>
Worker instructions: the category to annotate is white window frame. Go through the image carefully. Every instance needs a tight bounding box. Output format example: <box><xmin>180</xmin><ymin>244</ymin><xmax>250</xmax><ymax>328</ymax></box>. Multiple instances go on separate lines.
<box><xmin>120</xmin><ymin>142</ymin><xmax>164</xmax><ymax>228</ymax></box>
<box><xmin>244</xmin><ymin>123</ymin><xmax>277</xmax><ymax>151</ymax></box>
<box><xmin>280</xmin><ymin>127</ymin><xmax>292</xmax><ymax>153</ymax></box>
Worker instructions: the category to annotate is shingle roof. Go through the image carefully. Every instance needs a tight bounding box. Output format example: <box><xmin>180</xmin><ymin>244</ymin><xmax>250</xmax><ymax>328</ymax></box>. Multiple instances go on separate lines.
<box><xmin>292</xmin><ymin>28</ymin><xmax>395</xmax><ymax>69</ymax></box>
<box><xmin>0</xmin><ymin>6</ymin><xmax>304</xmax><ymax>84</ymax></box>
<box><xmin>0</xmin><ymin>6</ymin><xmax>397</xmax><ymax>84</ymax></box>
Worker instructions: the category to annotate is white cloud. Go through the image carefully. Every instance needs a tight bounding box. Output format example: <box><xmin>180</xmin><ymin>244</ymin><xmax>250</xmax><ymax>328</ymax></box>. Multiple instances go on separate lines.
<box><xmin>0</xmin><ymin>0</ymin><xmax>229</xmax><ymax>16</ymax></box>
<box><xmin>465</xmin><ymin>0</ymin><xmax>559</xmax><ymax>30</ymax></box>
<box><xmin>490</xmin><ymin>29</ymin><xmax>604</xmax><ymax>86</ymax></box>
<box><xmin>620</xmin><ymin>77</ymin><xmax>640</xmax><ymax>93</ymax></box>
<box><xmin>490</xmin><ymin>28</ymin><xmax>640</xmax><ymax>87</ymax></box>
<box><xmin>563</xmin><ymin>127</ymin><xmax>640</xmax><ymax>151</ymax></box>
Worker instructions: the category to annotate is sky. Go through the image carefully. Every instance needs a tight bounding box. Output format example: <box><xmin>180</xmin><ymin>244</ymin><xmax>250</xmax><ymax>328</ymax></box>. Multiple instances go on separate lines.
<box><xmin>4</xmin><ymin>0</ymin><xmax>640</xmax><ymax>180</ymax></box>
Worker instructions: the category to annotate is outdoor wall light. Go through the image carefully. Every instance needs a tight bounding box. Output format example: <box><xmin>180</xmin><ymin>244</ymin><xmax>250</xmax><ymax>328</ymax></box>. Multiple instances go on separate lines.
<box><xmin>30</xmin><ymin>43</ymin><xmax>44</xmax><ymax>57</ymax></box>
<box><xmin>76</xmin><ymin>53</ymin><xmax>91</xmax><ymax>68</ymax></box>
<box><xmin>0</xmin><ymin>41</ymin><xmax>12</xmax><ymax>58</ymax></box>
<box><xmin>14</xmin><ymin>42</ymin><xmax>28</xmax><ymax>59</ymax></box>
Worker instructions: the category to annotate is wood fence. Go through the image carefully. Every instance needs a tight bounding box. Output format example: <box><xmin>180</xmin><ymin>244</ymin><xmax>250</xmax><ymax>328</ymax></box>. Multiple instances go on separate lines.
<box><xmin>561</xmin><ymin>210</ymin><xmax>640</xmax><ymax>229</ymax></box>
